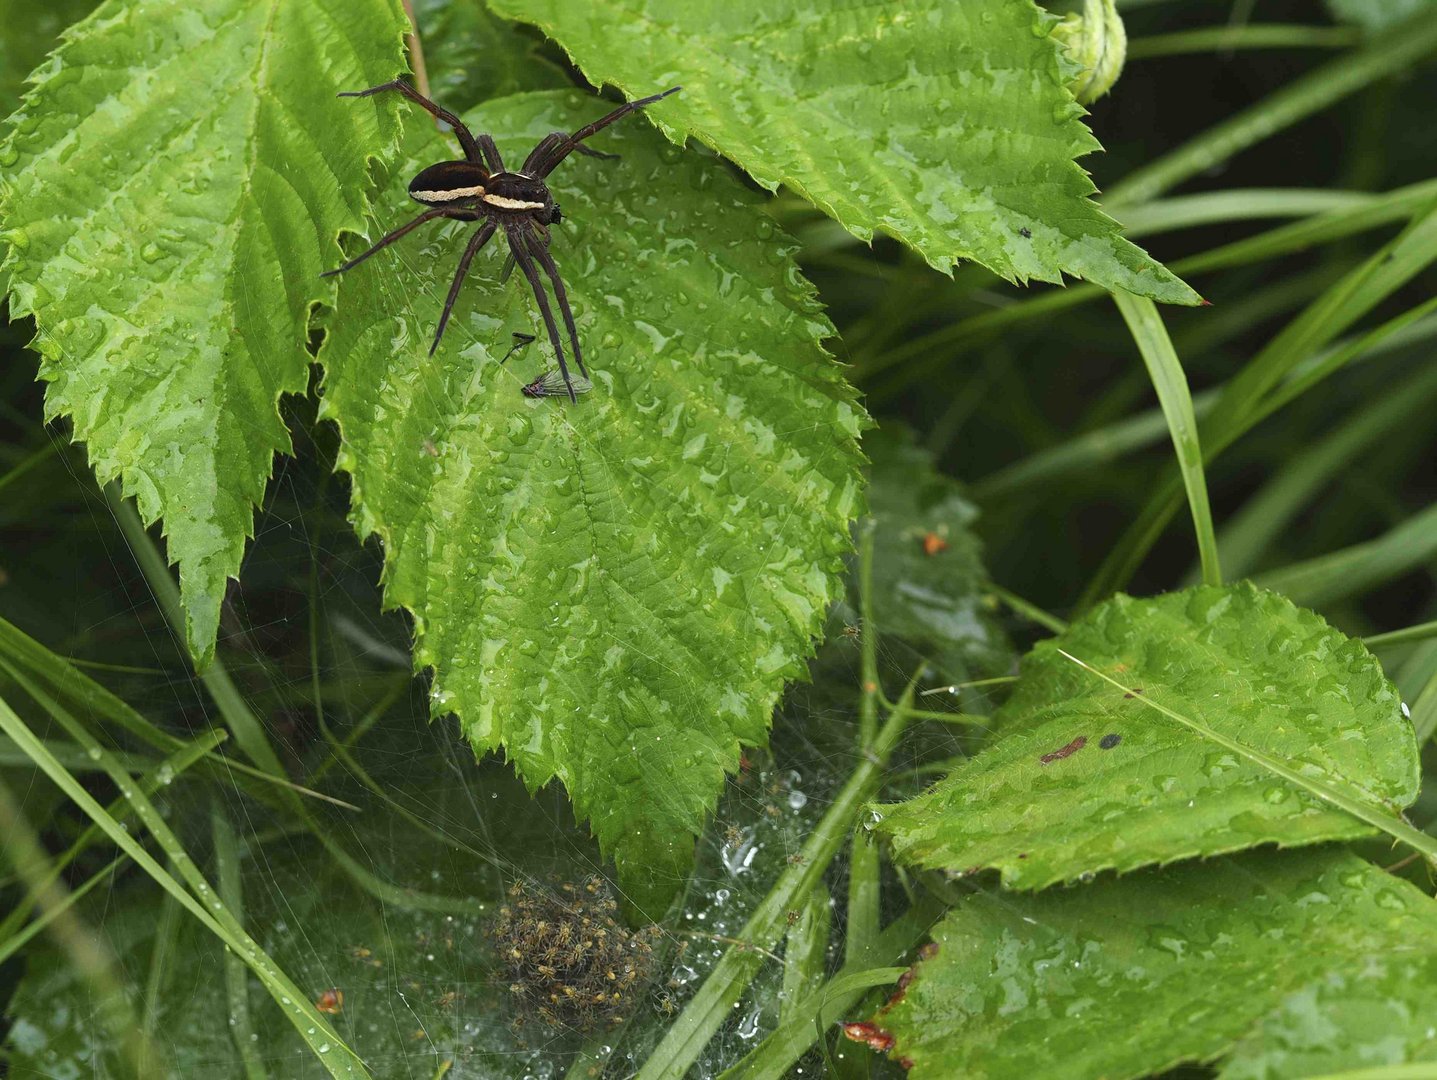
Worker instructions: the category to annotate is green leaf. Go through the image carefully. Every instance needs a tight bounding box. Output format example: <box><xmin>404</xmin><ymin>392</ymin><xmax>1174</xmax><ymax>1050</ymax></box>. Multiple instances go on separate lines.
<box><xmin>414</xmin><ymin>0</ymin><xmax>567</xmax><ymax>109</ymax></box>
<box><xmin>319</xmin><ymin>91</ymin><xmax>864</xmax><ymax>912</ymax></box>
<box><xmin>864</xmin><ymin>424</ymin><xmax>1009</xmax><ymax>682</ymax></box>
<box><xmin>0</xmin><ymin>0</ymin><xmax>97</xmax><ymax>118</ymax></box>
<box><xmin>485</xmin><ymin>0</ymin><xmax>1201</xmax><ymax>305</ymax></box>
<box><xmin>0</xmin><ymin>0</ymin><xmax>410</xmax><ymax>665</ymax></box>
<box><xmin>874</xmin><ymin>583</ymin><xmax>1418</xmax><ymax>888</ymax></box>
<box><xmin>1328</xmin><ymin>0</ymin><xmax>1437</xmax><ymax>33</ymax></box>
<box><xmin>873</xmin><ymin>850</ymin><xmax>1437</xmax><ymax>1079</ymax></box>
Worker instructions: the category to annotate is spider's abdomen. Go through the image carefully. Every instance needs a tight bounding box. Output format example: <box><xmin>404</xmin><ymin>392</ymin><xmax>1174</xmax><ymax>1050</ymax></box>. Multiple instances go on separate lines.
<box><xmin>409</xmin><ymin>160</ymin><xmax>489</xmax><ymax>205</ymax></box>
<box><xmin>481</xmin><ymin>173</ymin><xmax>554</xmax><ymax>217</ymax></box>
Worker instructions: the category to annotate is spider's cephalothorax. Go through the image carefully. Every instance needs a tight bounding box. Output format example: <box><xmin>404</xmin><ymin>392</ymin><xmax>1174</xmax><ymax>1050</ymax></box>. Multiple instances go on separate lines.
<box><xmin>323</xmin><ymin>80</ymin><xmax>681</xmax><ymax>403</ymax></box>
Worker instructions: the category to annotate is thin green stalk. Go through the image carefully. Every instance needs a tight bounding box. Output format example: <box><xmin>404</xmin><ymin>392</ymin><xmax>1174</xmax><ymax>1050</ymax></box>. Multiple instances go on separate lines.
<box><xmin>0</xmin><ymin>854</ymin><xmax>126</xmax><ymax>967</ymax></box>
<box><xmin>1252</xmin><ymin>502</ymin><xmax>1437</xmax><ymax>609</ymax></box>
<box><xmin>1113</xmin><ymin>292</ymin><xmax>1221</xmax><ymax>586</ymax></box>
<box><xmin>0</xmin><ymin>774</ymin><xmax>166</xmax><ymax>1078</ymax></box>
<box><xmin>108</xmin><ymin>486</ymin><xmax>289</xmax><ymax>777</ymax></box>
<box><xmin>779</xmin><ymin>893</ymin><xmax>832</xmax><ymax>1024</ymax></box>
<box><xmin>1127</xmin><ymin>24</ymin><xmax>1359</xmax><ymax>59</ymax></box>
<box><xmin>0</xmin><ymin>729</ymin><xmax>226</xmax><ymax>945</ymax></box>
<box><xmin>140</xmin><ymin>878</ymin><xmax>183</xmax><ymax>1042</ymax></box>
<box><xmin>0</xmin><ymin>687</ymin><xmax>371</xmax><ymax>1078</ymax></box>
<box><xmin>841</xmin><ymin>525</ymin><xmax>881</xmax><ymax>1078</ymax></box>
<box><xmin>1059</xmin><ymin>650</ymin><xmax>1437</xmax><ymax>863</ymax></box>
<box><xmin>863</xmin><ymin>178</ymin><xmax>1437</xmax><ymax>393</ymax></box>
<box><xmin>989</xmin><ymin>584</ymin><xmax>1068</xmax><ymax>635</ymax></box>
<box><xmin>1410</xmin><ymin>670</ymin><xmax>1437</xmax><ymax>745</ymax></box>
<box><xmin>110</xmin><ymin>485</ymin><xmax>487</xmax><ymax>915</ymax></box>
<box><xmin>1119</xmin><ymin>189</ymin><xmax>1377</xmax><ymax>238</ymax></box>
<box><xmin>1202</xmin><ymin>365</ymin><xmax>1437</xmax><ymax>581</ymax></box>
<box><xmin>1080</xmin><ymin>206</ymin><xmax>1437</xmax><ymax>610</ymax></box>
<box><xmin>0</xmin><ymin>441</ymin><xmax>59</xmax><ymax>498</ymax></box>
<box><xmin>213</xmin><ymin>801</ymin><xmax>269</xmax><ymax>1080</ymax></box>
<box><xmin>0</xmin><ymin>614</ymin><xmax>356</xmax><ymax>811</ymax></box>
<box><xmin>635</xmin><ymin>671</ymin><xmax>926</xmax><ymax>1080</ymax></box>
<box><xmin>718</xmin><ymin>898</ymin><xmax>945</xmax><ymax>1080</ymax></box>
<box><xmin>1366</xmin><ymin>620</ymin><xmax>1437</xmax><ymax>650</ymax></box>
<box><xmin>1109</xmin><ymin>9</ymin><xmax>1437</xmax><ymax>205</ymax></box>
<box><xmin>306</xmin><ymin>675</ymin><xmax>408</xmax><ymax>784</ymax></box>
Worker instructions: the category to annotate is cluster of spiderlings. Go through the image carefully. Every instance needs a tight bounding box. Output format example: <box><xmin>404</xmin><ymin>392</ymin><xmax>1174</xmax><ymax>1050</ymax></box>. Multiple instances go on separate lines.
<box><xmin>489</xmin><ymin>876</ymin><xmax>659</xmax><ymax>1033</ymax></box>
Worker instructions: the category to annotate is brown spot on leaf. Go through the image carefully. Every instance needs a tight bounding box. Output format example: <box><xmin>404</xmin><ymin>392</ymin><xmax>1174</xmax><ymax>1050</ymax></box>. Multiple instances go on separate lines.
<box><xmin>1040</xmin><ymin>735</ymin><xmax>1087</xmax><ymax>764</ymax></box>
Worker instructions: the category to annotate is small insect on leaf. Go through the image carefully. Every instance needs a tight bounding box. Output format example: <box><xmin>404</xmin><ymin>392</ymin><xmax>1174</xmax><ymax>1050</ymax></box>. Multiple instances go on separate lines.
<box><xmin>523</xmin><ymin>368</ymin><xmax>594</xmax><ymax>398</ymax></box>
<box><xmin>921</xmin><ymin>531</ymin><xmax>949</xmax><ymax>556</ymax></box>
<box><xmin>842</xmin><ymin>1021</ymin><xmax>897</xmax><ymax>1052</ymax></box>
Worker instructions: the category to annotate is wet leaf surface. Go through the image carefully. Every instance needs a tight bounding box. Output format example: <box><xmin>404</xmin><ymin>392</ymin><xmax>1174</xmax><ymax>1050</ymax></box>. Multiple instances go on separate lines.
<box><xmin>874</xmin><ymin>583</ymin><xmax>1418</xmax><ymax>887</ymax></box>
<box><xmin>486</xmin><ymin>0</ymin><xmax>1201</xmax><ymax>305</ymax></box>
<box><xmin>864</xmin><ymin>424</ymin><xmax>1010</xmax><ymax>683</ymax></box>
<box><xmin>319</xmin><ymin>91</ymin><xmax>863</xmax><ymax>912</ymax></box>
<box><xmin>875</xmin><ymin>850</ymin><xmax>1437</xmax><ymax>1079</ymax></box>
<box><xmin>0</xmin><ymin>0</ymin><xmax>409</xmax><ymax>664</ymax></box>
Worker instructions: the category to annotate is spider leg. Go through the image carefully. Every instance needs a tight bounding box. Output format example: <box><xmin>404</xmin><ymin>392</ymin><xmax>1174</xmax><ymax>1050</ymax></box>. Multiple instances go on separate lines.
<box><xmin>525</xmin><ymin>229</ymin><xmax>588</xmax><ymax>379</ymax></box>
<box><xmin>522</xmin><ymin>132</ymin><xmax>617</xmax><ymax>173</ymax></box>
<box><xmin>321</xmin><ymin>207</ymin><xmax>476</xmax><ymax>277</ymax></box>
<box><xmin>475</xmin><ymin>134</ymin><xmax>506</xmax><ymax>174</ymax></box>
<box><xmin>498</xmin><ymin>332</ymin><xmax>537</xmax><ymax>364</ymax></box>
<box><xmin>429</xmin><ymin>219</ymin><xmax>497</xmax><ymax>356</ymax></box>
<box><xmin>338</xmin><ymin>79</ymin><xmax>485</xmax><ymax>165</ymax></box>
<box><xmin>576</xmin><ymin>144</ymin><xmax>621</xmax><ymax>161</ymax></box>
<box><xmin>505</xmin><ymin>223</ymin><xmax>580</xmax><ymax>404</ymax></box>
<box><xmin>531</xmin><ymin>86</ymin><xmax>681</xmax><ymax>177</ymax></box>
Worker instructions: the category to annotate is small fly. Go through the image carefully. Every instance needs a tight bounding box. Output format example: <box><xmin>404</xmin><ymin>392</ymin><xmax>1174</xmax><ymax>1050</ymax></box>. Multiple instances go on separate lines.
<box><xmin>523</xmin><ymin>369</ymin><xmax>593</xmax><ymax>398</ymax></box>
<box><xmin>498</xmin><ymin>331</ymin><xmax>593</xmax><ymax>398</ymax></box>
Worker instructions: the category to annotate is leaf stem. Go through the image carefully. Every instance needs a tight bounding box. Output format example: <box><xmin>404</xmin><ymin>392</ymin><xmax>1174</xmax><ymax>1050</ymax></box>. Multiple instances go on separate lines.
<box><xmin>634</xmin><ymin>666</ymin><xmax>926</xmax><ymax>1080</ymax></box>
<box><xmin>1127</xmin><ymin>24</ymin><xmax>1359</xmax><ymax>59</ymax></box>
<box><xmin>989</xmin><ymin>584</ymin><xmax>1068</xmax><ymax>635</ymax></box>
<box><xmin>401</xmin><ymin>0</ymin><xmax>434</xmax><ymax>105</ymax></box>
<box><xmin>1366</xmin><ymin>620</ymin><xmax>1437</xmax><ymax>649</ymax></box>
<box><xmin>841</xmin><ymin>524</ymin><xmax>882</xmax><ymax>1077</ymax></box>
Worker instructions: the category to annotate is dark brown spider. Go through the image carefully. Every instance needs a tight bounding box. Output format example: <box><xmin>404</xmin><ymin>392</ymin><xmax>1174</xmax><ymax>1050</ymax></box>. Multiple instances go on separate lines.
<box><xmin>324</xmin><ymin>80</ymin><xmax>681</xmax><ymax>402</ymax></box>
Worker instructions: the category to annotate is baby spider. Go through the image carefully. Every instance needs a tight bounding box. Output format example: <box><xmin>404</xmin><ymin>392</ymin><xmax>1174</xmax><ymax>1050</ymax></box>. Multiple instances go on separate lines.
<box><xmin>324</xmin><ymin>80</ymin><xmax>681</xmax><ymax>403</ymax></box>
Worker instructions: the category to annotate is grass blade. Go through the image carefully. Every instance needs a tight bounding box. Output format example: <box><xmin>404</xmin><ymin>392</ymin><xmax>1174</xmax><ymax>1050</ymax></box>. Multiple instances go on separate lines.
<box><xmin>0</xmin><ymin>775</ymin><xmax>163</xmax><ymax>1077</ymax></box>
<box><xmin>1366</xmin><ymin>621</ymin><xmax>1437</xmax><ymax>650</ymax></box>
<box><xmin>0</xmin><ymin>729</ymin><xmax>227</xmax><ymax>948</ymax></box>
<box><xmin>0</xmin><ymin>683</ymin><xmax>372</xmax><ymax>1078</ymax></box>
<box><xmin>1113</xmin><ymin>292</ymin><xmax>1221</xmax><ymax>585</ymax></box>
<box><xmin>1253</xmin><ymin>502</ymin><xmax>1437</xmax><ymax>609</ymax></box>
<box><xmin>1109</xmin><ymin>8</ymin><xmax>1437</xmax><ymax>204</ymax></box>
<box><xmin>212</xmin><ymin>801</ymin><xmax>269</xmax><ymax>1080</ymax></box>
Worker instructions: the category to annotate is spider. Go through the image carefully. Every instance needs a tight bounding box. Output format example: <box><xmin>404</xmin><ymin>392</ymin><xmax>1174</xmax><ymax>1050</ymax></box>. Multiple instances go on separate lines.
<box><xmin>323</xmin><ymin>80</ymin><xmax>681</xmax><ymax>403</ymax></box>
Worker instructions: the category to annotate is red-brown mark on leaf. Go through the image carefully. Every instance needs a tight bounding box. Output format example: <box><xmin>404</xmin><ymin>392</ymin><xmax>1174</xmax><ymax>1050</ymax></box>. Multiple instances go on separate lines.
<box><xmin>1040</xmin><ymin>735</ymin><xmax>1087</xmax><ymax>764</ymax></box>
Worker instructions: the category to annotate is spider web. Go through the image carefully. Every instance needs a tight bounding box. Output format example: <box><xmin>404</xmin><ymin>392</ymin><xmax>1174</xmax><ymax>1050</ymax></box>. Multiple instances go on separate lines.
<box><xmin>0</xmin><ymin>380</ymin><xmax>1013</xmax><ymax>1078</ymax></box>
